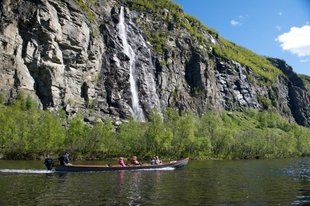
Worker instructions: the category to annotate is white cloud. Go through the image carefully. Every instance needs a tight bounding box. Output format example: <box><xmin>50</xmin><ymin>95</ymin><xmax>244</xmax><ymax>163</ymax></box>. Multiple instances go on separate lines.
<box><xmin>278</xmin><ymin>12</ymin><xmax>283</xmax><ymax>16</ymax></box>
<box><xmin>276</xmin><ymin>25</ymin><xmax>281</xmax><ymax>31</ymax></box>
<box><xmin>230</xmin><ymin>19</ymin><xmax>240</xmax><ymax>26</ymax></box>
<box><xmin>276</xmin><ymin>25</ymin><xmax>310</xmax><ymax>57</ymax></box>
<box><xmin>300</xmin><ymin>59</ymin><xmax>309</xmax><ymax>63</ymax></box>
<box><xmin>230</xmin><ymin>15</ymin><xmax>247</xmax><ymax>27</ymax></box>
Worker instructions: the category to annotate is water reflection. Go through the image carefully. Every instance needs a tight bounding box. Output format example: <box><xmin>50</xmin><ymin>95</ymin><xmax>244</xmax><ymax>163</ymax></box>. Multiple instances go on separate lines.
<box><xmin>113</xmin><ymin>170</ymin><xmax>164</xmax><ymax>205</ymax></box>
<box><xmin>118</xmin><ymin>171</ymin><xmax>125</xmax><ymax>185</ymax></box>
<box><xmin>2</xmin><ymin>159</ymin><xmax>310</xmax><ymax>205</ymax></box>
<box><xmin>127</xmin><ymin>172</ymin><xmax>143</xmax><ymax>205</ymax></box>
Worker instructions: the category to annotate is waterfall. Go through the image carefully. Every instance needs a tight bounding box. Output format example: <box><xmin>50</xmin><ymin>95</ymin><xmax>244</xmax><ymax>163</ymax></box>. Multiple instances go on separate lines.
<box><xmin>118</xmin><ymin>7</ymin><xmax>145</xmax><ymax>121</ymax></box>
<box><xmin>142</xmin><ymin>43</ymin><xmax>162</xmax><ymax>114</ymax></box>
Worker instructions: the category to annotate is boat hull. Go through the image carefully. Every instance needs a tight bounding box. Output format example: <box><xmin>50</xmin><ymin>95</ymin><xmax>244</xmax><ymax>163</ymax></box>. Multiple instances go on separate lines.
<box><xmin>54</xmin><ymin>158</ymin><xmax>189</xmax><ymax>172</ymax></box>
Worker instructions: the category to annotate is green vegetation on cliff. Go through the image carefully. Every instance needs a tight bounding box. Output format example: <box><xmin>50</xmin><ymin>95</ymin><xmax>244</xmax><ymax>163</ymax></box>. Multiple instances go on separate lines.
<box><xmin>130</xmin><ymin>0</ymin><xmax>182</xmax><ymax>15</ymax></box>
<box><xmin>130</xmin><ymin>0</ymin><xmax>282</xmax><ymax>83</ymax></box>
<box><xmin>1</xmin><ymin>95</ymin><xmax>310</xmax><ymax>160</ymax></box>
<box><xmin>74</xmin><ymin>0</ymin><xmax>96</xmax><ymax>22</ymax></box>
<box><xmin>213</xmin><ymin>38</ymin><xmax>283</xmax><ymax>83</ymax></box>
<box><xmin>299</xmin><ymin>74</ymin><xmax>310</xmax><ymax>95</ymax></box>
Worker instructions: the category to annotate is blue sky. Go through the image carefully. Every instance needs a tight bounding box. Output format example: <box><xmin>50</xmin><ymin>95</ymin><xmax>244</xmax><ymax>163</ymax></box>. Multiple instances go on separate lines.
<box><xmin>173</xmin><ymin>0</ymin><xmax>310</xmax><ymax>76</ymax></box>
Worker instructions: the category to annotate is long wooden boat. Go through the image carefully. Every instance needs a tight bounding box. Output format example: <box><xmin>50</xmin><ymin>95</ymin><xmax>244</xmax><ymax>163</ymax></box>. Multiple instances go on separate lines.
<box><xmin>53</xmin><ymin>158</ymin><xmax>189</xmax><ymax>172</ymax></box>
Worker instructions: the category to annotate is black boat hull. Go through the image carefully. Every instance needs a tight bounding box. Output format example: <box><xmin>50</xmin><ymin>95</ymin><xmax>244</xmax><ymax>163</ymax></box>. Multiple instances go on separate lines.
<box><xmin>54</xmin><ymin>158</ymin><xmax>189</xmax><ymax>172</ymax></box>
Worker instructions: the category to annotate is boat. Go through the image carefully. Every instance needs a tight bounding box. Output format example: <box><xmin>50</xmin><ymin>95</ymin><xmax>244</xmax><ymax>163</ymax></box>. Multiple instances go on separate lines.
<box><xmin>51</xmin><ymin>158</ymin><xmax>189</xmax><ymax>172</ymax></box>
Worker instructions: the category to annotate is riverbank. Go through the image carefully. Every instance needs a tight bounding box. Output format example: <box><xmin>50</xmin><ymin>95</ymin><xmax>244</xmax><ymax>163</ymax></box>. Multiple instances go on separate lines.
<box><xmin>1</xmin><ymin>98</ymin><xmax>310</xmax><ymax>161</ymax></box>
<box><xmin>0</xmin><ymin>152</ymin><xmax>307</xmax><ymax>162</ymax></box>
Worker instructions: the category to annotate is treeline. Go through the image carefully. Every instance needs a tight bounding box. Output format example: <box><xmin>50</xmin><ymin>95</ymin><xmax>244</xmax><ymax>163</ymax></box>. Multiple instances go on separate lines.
<box><xmin>1</xmin><ymin>95</ymin><xmax>310</xmax><ymax>160</ymax></box>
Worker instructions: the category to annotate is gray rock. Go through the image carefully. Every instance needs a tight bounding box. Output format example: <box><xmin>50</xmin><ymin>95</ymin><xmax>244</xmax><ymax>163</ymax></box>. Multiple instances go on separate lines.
<box><xmin>0</xmin><ymin>0</ymin><xmax>310</xmax><ymax>126</ymax></box>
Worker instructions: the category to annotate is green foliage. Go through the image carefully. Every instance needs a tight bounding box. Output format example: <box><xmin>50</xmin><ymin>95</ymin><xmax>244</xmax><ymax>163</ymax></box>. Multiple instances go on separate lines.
<box><xmin>74</xmin><ymin>0</ymin><xmax>95</xmax><ymax>22</ymax></box>
<box><xmin>92</xmin><ymin>27</ymin><xmax>99</xmax><ymax>38</ymax></box>
<box><xmin>299</xmin><ymin>74</ymin><xmax>310</xmax><ymax>95</ymax></box>
<box><xmin>37</xmin><ymin>112</ymin><xmax>65</xmax><ymax>155</ymax></box>
<box><xmin>182</xmin><ymin>14</ymin><xmax>209</xmax><ymax>45</ymax></box>
<box><xmin>1</xmin><ymin>95</ymin><xmax>310</xmax><ymax>160</ymax></box>
<box><xmin>0</xmin><ymin>96</ymin><xmax>62</xmax><ymax>159</ymax></box>
<box><xmin>257</xmin><ymin>95</ymin><xmax>273</xmax><ymax>110</ymax></box>
<box><xmin>295</xmin><ymin>126</ymin><xmax>310</xmax><ymax>156</ymax></box>
<box><xmin>130</xmin><ymin>0</ymin><xmax>282</xmax><ymax>84</ymax></box>
<box><xmin>117</xmin><ymin>118</ymin><xmax>147</xmax><ymax>157</ymax></box>
<box><xmin>148</xmin><ymin>32</ymin><xmax>167</xmax><ymax>54</ymax></box>
<box><xmin>83</xmin><ymin>118</ymin><xmax>115</xmax><ymax>158</ymax></box>
<box><xmin>169</xmin><ymin>113</ymin><xmax>197</xmax><ymax>157</ymax></box>
<box><xmin>65</xmin><ymin>114</ymin><xmax>91</xmax><ymax>155</ymax></box>
<box><xmin>0</xmin><ymin>0</ymin><xmax>301</xmax><ymax>156</ymax></box>
<box><xmin>68</xmin><ymin>98</ymin><xmax>75</xmax><ymax>107</ymax></box>
<box><xmin>145</xmin><ymin>110</ymin><xmax>172</xmax><ymax>156</ymax></box>
<box><xmin>13</xmin><ymin>92</ymin><xmax>38</xmax><ymax>111</ymax></box>
<box><xmin>213</xmin><ymin>38</ymin><xmax>282</xmax><ymax>83</ymax></box>
<box><xmin>130</xmin><ymin>0</ymin><xmax>214</xmax><ymax>46</ymax></box>
<box><xmin>86</xmin><ymin>99</ymin><xmax>96</xmax><ymax>109</ymax></box>
<box><xmin>131</xmin><ymin>0</ymin><xmax>182</xmax><ymax>15</ymax></box>
<box><xmin>0</xmin><ymin>92</ymin><xmax>5</xmax><ymax>104</ymax></box>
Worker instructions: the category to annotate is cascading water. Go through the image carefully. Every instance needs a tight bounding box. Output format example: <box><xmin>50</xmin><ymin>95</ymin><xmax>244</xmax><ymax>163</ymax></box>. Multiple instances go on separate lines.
<box><xmin>141</xmin><ymin>41</ymin><xmax>161</xmax><ymax>114</ymax></box>
<box><xmin>118</xmin><ymin>7</ymin><xmax>145</xmax><ymax>121</ymax></box>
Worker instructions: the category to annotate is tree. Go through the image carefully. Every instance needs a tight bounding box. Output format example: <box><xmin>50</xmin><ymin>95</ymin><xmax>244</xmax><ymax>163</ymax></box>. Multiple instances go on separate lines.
<box><xmin>170</xmin><ymin>113</ymin><xmax>197</xmax><ymax>158</ymax></box>
<box><xmin>87</xmin><ymin>118</ymin><xmax>116</xmax><ymax>157</ymax></box>
<box><xmin>117</xmin><ymin>118</ymin><xmax>146</xmax><ymax>157</ymax></box>
<box><xmin>145</xmin><ymin>110</ymin><xmax>172</xmax><ymax>157</ymax></box>
<box><xmin>36</xmin><ymin>111</ymin><xmax>65</xmax><ymax>155</ymax></box>
<box><xmin>65</xmin><ymin>114</ymin><xmax>90</xmax><ymax>155</ymax></box>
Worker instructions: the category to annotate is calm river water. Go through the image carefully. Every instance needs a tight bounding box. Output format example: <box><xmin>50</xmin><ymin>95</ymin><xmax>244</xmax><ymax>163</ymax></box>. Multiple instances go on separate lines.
<box><xmin>1</xmin><ymin>158</ymin><xmax>310</xmax><ymax>205</ymax></box>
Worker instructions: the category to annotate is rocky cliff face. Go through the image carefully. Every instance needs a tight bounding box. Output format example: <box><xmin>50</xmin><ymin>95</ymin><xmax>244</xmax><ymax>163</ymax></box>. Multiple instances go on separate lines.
<box><xmin>268</xmin><ymin>58</ymin><xmax>310</xmax><ymax>126</ymax></box>
<box><xmin>0</xmin><ymin>0</ymin><xmax>310</xmax><ymax>126</ymax></box>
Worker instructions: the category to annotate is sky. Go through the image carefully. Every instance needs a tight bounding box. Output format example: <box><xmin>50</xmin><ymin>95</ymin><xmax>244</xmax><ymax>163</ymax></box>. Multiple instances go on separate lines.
<box><xmin>173</xmin><ymin>0</ymin><xmax>310</xmax><ymax>76</ymax></box>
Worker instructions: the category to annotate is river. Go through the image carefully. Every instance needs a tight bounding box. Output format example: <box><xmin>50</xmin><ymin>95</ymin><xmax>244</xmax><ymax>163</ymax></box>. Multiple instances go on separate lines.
<box><xmin>1</xmin><ymin>158</ymin><xmax>310</xmax><ymax>205</ymax></box>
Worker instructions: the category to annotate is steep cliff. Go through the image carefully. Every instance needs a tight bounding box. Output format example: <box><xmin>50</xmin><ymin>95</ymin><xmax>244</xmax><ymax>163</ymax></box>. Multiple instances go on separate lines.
<box><xmin>0</xmin><ymin>0</ymin><xmax>309</xmax><ymax>126</ymax></box>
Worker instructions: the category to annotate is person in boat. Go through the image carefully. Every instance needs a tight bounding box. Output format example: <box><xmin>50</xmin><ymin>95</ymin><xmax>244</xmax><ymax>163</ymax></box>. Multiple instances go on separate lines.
<box><xmin>118</xmin><ymin>157</ymin><xmax>126</xmax><ymax>167</ymax></box>
<box><xmin>131</xmin><ymin>156</ymin><xmax>140</xmax><ymax>165</ymax></box>
<box><xmin>58</xmin><ymin>152</ymin><xmax>72</xmax><ymax>166</ymax></box>
<box><xmin>44</xmin><ymin>155</ymin><xmax>54</xmax><ymax>170</ymax></box>
<box><xmin>150</xmin><ymin>156</ymin><xmax>156</xmax><ymax>165</ymax></box>
<box><xmin>155</xmin><ymin>156</ymin><xmax>162</xmax><ymax>165</ymax></box>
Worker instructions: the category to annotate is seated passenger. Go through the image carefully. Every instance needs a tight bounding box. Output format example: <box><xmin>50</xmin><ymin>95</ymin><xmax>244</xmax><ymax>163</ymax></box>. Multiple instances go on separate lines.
<box><xmin>118</xmin><ymin>157</ymin><xmax>126</xmax><ymax>167</ymax></box>
<box><xmin>150</xmin><ymin>156</ymin><xmax>156</xmax><ymax>165</ymax></box>
<box><xmin>155</xmin><ymin>156</ymin><xmax>162</xmax><ymax>165</ymax></box>
<box><xmin>131</xmin><ymin>156</ymin><xmax>140</xmax><ymax>165</ymax></box>
<box><xmin>58</xmin><ymin>152</ymin><xmax>72</xmax><ymax>166</ymax></box>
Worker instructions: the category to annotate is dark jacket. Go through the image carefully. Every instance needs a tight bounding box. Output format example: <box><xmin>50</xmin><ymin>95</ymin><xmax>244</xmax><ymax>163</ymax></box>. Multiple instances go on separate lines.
<box><xmin>44</xmin><ymin>158</ymin><xmax>54</xmax><ymax>170</ymax></box>
<box><xmin>58</xmin><ymin>154</ymin><xmax>69</xmax><ymax>166</ymax></box>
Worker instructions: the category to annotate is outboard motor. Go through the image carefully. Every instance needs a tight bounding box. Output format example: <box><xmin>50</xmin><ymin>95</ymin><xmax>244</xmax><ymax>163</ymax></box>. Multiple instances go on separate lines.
<box><xmin>44</xmin><ymin>157</ymin><xmax>54</xmax><ymax>170</ymax></box>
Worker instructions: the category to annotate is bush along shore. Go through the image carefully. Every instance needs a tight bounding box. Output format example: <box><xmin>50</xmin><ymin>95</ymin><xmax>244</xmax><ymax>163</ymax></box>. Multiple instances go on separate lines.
<box><xmin>1</xmin><ymin>94</ymin><xmax>310</xmax><ymax>160</ymax></box>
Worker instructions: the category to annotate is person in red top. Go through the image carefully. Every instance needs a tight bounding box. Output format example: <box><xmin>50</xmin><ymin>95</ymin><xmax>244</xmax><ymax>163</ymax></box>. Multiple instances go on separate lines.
<box><xmin>118</xmin><ymin>157</ymin><xmax>126</xmax><ymax>167</ymax></box>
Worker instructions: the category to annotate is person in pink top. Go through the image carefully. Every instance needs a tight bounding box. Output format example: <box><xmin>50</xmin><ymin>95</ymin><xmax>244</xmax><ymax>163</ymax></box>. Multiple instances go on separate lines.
<box><xmin>155</xmin><ymin>156</ymin><xmax>162</xmax><ymax>165</ymax></box>
<box><xmin>118</xmin><ymin>157</ymin><xmax>126</xmax><ymax>167</ymax></box>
